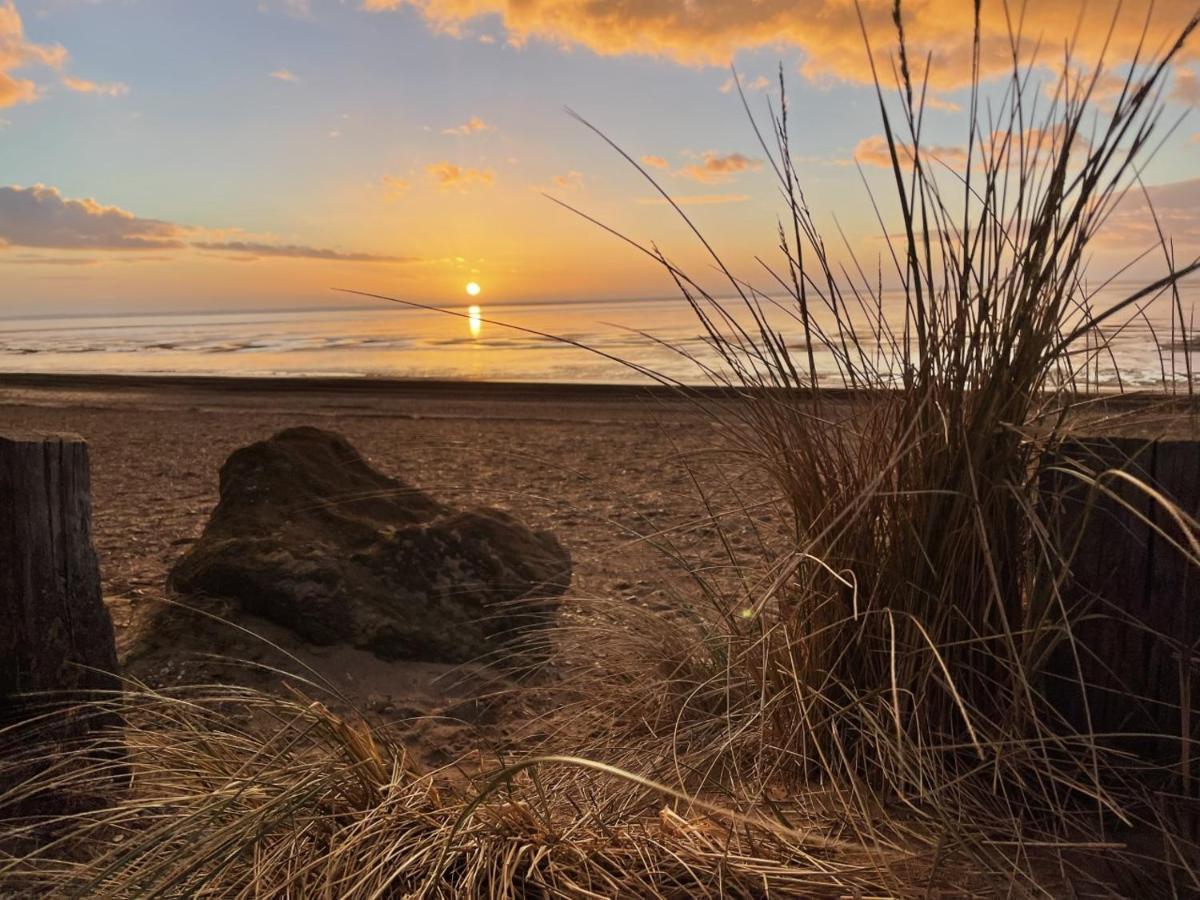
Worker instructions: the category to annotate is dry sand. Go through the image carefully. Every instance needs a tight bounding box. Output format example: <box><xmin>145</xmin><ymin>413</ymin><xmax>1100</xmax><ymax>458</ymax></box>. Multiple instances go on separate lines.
<box><xmin>6</xmin><ymin>373</ymin><xmax>1185</xmax><ymax>771</ymax></box>
<box><xmin>0</xmin><ymin>374</ymin><xmax>770</xmax><ymax>769</ymax></box>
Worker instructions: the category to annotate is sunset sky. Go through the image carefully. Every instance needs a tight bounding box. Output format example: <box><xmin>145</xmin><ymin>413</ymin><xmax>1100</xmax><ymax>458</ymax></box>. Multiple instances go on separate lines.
<box><xmin>0</xmin><ymin>0</ymin><xmax>1197</xmax><ymax>317</ymax></box>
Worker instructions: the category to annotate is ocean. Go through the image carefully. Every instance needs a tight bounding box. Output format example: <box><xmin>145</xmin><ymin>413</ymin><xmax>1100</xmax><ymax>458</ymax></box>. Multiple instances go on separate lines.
<box><xmin>1</xmin><ymin>286</ymin><xmax>1196</xmax><ymax>388</ymax></box>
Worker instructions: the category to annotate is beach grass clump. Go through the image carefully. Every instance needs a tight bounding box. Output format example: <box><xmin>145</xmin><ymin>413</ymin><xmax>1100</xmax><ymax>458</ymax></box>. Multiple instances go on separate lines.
<box><xmin>3</xmin><ymin>2</ymin><xmax>1200</xmax><ymax>896</ymax></box>
<box><xmin>548</xmin><ymin>0</ymin><xmax>1200</xmax><ymax>889</ymax></box>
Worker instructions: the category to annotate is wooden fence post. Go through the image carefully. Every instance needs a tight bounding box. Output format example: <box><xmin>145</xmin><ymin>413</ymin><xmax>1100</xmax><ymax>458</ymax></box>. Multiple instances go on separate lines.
<box><xmin>1040</xmin><ymin>435</ymin><xmax>1200</xmax><ymax>764</ymax></box>
<box><xmin>0</xmin><ymin>431</ymin><xmax>122</xmax><ymax>810</ymax></box>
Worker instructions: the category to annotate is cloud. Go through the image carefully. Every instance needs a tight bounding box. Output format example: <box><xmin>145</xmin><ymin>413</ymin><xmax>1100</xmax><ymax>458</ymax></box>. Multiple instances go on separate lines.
<box><xmin>360</xmin><ymin>1</ymin><xmax>1198</xmax><ymax>91</ymax></box>
<box><xmin>677</xmin><ymin>151</ymin><xmax>762</xmax><ymax>184</ymax></box>
<box><xmin>62</xmin><ymin>75</ymin><xmax>129</xmax><ymax>97</ymax></box>
<box><xmin>636</xmin><ymin>193</ymin><xmax>749</xmax><ymax>206</ymax></box>
<box><xmin>442</xmin><ymin>115</ymin><xmax>492</xmax><ymax>135</ymax></box>
<box><xmin>0</xmin><ymin>184</ymin><xmax>408</xmax><ymax>264</ymax></box>
<box><xmin>923</xmin><ymin>94</ymin><xmax>961</xmax><ymax>112</ymax></box>
<box><xmin>192</xmin><ymin>240</ymin><xmax>415</xmax><ymax>262</ymax></box>
<box><xmin>640</xmin><ymin>154</ymin><xmax>670</xmax><ymax>169</ymax></box>
<box><xmin>1172</xmin><ymin>67</ymin><xmax>1199</xmax><ymax>105</ymax></box>
<box><xmin>854</xmin><ymin>134</ymin><xmax>968</xmax><ymax>169</ymax></box>
<box><xmin>0</xmin><ymin>253</ymin><xmax>98</xmax><ymax>266</ymax></box>
<box><xmin>425</xmin><ymin>161</ymin><xmax>495</xmax><ymax>189</ymax></box>
<box><xmin>1095</xmin><ymin>177</ymin><xmax>1200</xmax><ymax>249</ymax></box>
<box><xmin>719</xmin><ymin>74</ymin><xmax>769</xmax><ymax>94</ymax></box>
<box><xmin>0</xmin><ymin>1</ymin><xmax>67</xmax><ymax>108</ymax></box>
<box><xmin>270</xmin><ymin>68</ymin><xmax>299</xmax><ymax>82</ymax></box>
<box><xmin>0</xmin><ymin>184</ymin><xmax>184</xmax><ymax>250</ymax></box>
<box><xmin>380</xmin><ymin>174</ymin><xmax>411</xmax><ymax>198</ymax></box>
<box><xmin>550</xmin><ymin>170</ymin><xmax>583</xmax><ymax>190</ymax></box>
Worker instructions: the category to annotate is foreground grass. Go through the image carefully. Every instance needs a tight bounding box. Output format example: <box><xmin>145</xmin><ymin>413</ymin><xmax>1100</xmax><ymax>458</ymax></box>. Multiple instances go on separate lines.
<box><xmin>4</xmin><ymin>2</ymin><xmax>1200</xmax><ymax>896</ymax></box>
<box><xmin>0</xmin><ymin>683</ymin><xmax>922</xmax><ymax>897</ymax></box>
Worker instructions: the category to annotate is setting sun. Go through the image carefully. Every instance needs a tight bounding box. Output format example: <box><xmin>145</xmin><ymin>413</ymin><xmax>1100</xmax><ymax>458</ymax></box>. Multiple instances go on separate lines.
<box><xmin>465</xmin><ymin>282</ymin><xmax>481</xmax><ymax>297</ymax></box>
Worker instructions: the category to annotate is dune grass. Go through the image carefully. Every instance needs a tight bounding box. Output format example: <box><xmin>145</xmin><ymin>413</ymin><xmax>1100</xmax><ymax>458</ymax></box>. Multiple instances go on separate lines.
<box><xmin>3</xmin><ymin>2</ymin><xmax>1200</xmax><ymax>896</ymax></box>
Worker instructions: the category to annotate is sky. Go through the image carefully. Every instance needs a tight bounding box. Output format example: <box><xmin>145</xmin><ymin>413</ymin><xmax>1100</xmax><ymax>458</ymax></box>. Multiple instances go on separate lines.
<box><xmin>0</xmin><ymin>0</ymin><xmax>1197</xmax><ymax>317</ymax></box>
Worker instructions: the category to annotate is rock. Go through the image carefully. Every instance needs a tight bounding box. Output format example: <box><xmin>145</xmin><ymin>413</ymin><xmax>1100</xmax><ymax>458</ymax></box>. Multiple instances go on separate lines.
<box><xmin>168</xmin><ymin>427</ymin><xmax>570</xmax><ymax>663</ymax></box>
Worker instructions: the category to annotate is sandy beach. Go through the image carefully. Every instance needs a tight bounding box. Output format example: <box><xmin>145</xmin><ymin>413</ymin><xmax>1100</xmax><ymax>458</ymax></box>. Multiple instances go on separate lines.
<box><xmin>0</xmin><ymin>373</ymin><xmax>771</xmax><ymax>768</ymax></box>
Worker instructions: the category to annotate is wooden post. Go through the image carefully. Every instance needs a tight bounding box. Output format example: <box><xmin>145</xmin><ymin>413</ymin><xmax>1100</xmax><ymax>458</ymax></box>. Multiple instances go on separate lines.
<box><xmin>0</xmin><ymin>431</ymin><xmax>122</xmax><ymax>810</ymax></box>
<box><xmin>1040</xmin><ymin>435</ymin><xmax>1200</xmax><ymax>765</ymax></box>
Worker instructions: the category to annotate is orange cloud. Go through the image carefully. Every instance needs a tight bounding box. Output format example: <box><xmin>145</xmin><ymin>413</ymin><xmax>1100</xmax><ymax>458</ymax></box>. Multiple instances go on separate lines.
<box><xmin>425</xmin><ymin>161</ymin><xmax>496</xmax><ymax>188</ymax></box>
<box><xmin>62</xmin><ymin>75</ymin><xmax>129</xmax><ymax>97</ymax></box>
<box><xmin>854</xmin><ymin>135</ymin><xmax>969</xmax><ymax>169</ymax></box>
<box><xmin>550</xmin><ymin>170</ymin><xmax>583</xmax><ymax>190</ymax></box>
<box><xmin>677</xmin><ymin>151</ymin><xmax>762</xmax><ymax>184</ymax></box>
<box><xmin>362</xmin><ymin>1</ymin><xmax>1198</xmax><ymax>90</ymax></box>
<box><xmin>923</xmin><ymin>94</ymin><xmax>961</xmax><ymax>112</ymax></box>
<box><xmin>442</xmin><ymin>115</ymin><xmax>492</xmax><ymax>135</ymax></box>
<box><xmin>381</xmin><ymin>174</ymin><xmax>411</xmax><ymax>198</ymax></box>
<box><xmin>270</xmin><ymin>68</ymin><xmax>299</xmax><ymax>82</ymax></box>
<box><xmin>640</xmin><ymin>154</ymin><xmax>670</xmax><ymax>169</ymax></box>
<box><xmin>1173</xmin><ymin>67</ymin><xmax>1199</xmax><ymax>105</ymax></box>
<box><xmin>720</xmin><ymin>74</ymin><xmax>769</xmax><ymax>94</ymax></box>
<box><xmin>856</xmin><ymin>124</ymin><xmax>1095</xmax><ymax>172</ymax></box>
<box><xmin>0</xmin><ymin>1</ymin><xmax>67</xmax><ymax>108</ymax></box>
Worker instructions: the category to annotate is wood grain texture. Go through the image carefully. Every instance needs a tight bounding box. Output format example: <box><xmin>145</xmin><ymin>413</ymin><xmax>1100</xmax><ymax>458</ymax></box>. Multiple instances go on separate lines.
<box><xmin>1042</xmin><ymin>436</ymin><xmax>1200</xmax><ymax>762</ymax></box>
<box><xmin>0</xmin><ymin>431</ymin><xmax>121</xmax><ymax>806</ymax></box>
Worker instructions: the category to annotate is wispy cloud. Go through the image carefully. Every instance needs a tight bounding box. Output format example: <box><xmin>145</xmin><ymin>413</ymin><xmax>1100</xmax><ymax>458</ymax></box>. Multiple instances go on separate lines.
<box><xmin>1094</xmin><ymin>177</ymin><xmax>1200</xmax><ymax>249</ymax></box>
<box><xmin>923</xmin><ymin>94</ymin><xmax>960</xmax><ymax>112</ymax></box>
<box><xmin>442</xmin><ymin>115</ymin><xmax>492</xmax><ymax>135</ymax></box>
<box><xmin>380</xmin><ymin>174</ymin><xmax>411</xmax><ymax>198</ymax></box>
<box><xmin>676</xmin><ymin>151</ymin><xmax>762</xmax><ymax>184</ymax></box>
<box><xmin>1172</xmin><ymin>68</ymin><xmax>1199</xmax><ymax>106</ymax></box>
<box><xmin>426</xmin><ymin>161</ymin><xmax>495</xmax><ymax>189</ymax></box>
<box><xmin>719</xmin><ymin>74</ymin><xmax>769</xmax><ymax>94</ymax></box>
<box><xmin>0</xmin><ymin>253</ymin><xmax>98</xmax><ymax>266</ymax></box>
<box><xmin>640</xmin><ymin>154</ymin><xmax>669</xmax><ymax>170</ymax></box>
<box><xmin>62</xmin><ymin>75</ymin><xmax>129</xmax><ymax>97</ymax></box>
<box><xmin>270</xmin><ymin>68</ymin><xmax>299</xmax><ymax>82</ymax></box>
<box><xmin>192</xmin><ymin>240</ymin><xmax>416</xmax><ymax>263</ymax></box>
<box><xmin>549</xmin><ymin>170</ymin><xmax>583</xmax><ymax>191</ymax></box>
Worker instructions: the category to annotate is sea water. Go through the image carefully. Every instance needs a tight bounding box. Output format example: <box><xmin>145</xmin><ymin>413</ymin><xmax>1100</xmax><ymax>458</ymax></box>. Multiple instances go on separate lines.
<box><xmin>0</xmin><ymin>286</ymin><xmax>1195</xmax><ymax>388</ymax></box>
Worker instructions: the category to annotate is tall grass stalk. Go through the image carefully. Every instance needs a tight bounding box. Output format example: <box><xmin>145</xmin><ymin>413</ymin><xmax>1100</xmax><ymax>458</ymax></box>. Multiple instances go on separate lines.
<box><xmin>3</xmin><ymin>2</ymin><xmax>1200</xmax><ymax>896</ymax></box>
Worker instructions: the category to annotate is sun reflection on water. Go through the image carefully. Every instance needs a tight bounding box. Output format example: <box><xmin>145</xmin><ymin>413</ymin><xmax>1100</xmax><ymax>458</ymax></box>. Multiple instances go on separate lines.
<box><xmin>468</xmin><ymin>304</ymin><xmax>482</xmax><ymax>339</ymax></box>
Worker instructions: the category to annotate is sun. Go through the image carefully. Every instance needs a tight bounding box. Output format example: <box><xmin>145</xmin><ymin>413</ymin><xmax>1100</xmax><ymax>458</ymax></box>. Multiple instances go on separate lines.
<box><xmin>465</xmin><ymin>282</ymin><xmax>481</xmax><ymax>297</ymax></box>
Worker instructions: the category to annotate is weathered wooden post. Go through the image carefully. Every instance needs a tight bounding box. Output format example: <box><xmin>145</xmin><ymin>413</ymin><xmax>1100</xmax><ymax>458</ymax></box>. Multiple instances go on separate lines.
<box><xmin>0</xmin><ymin>431</ymin><xmax>122</xmax><ymax>811</ymax></box>
<box><xmin>1040</xmin><ymin>433</ymin><xmax>1199</xmax><ymax>770</ymax></box>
